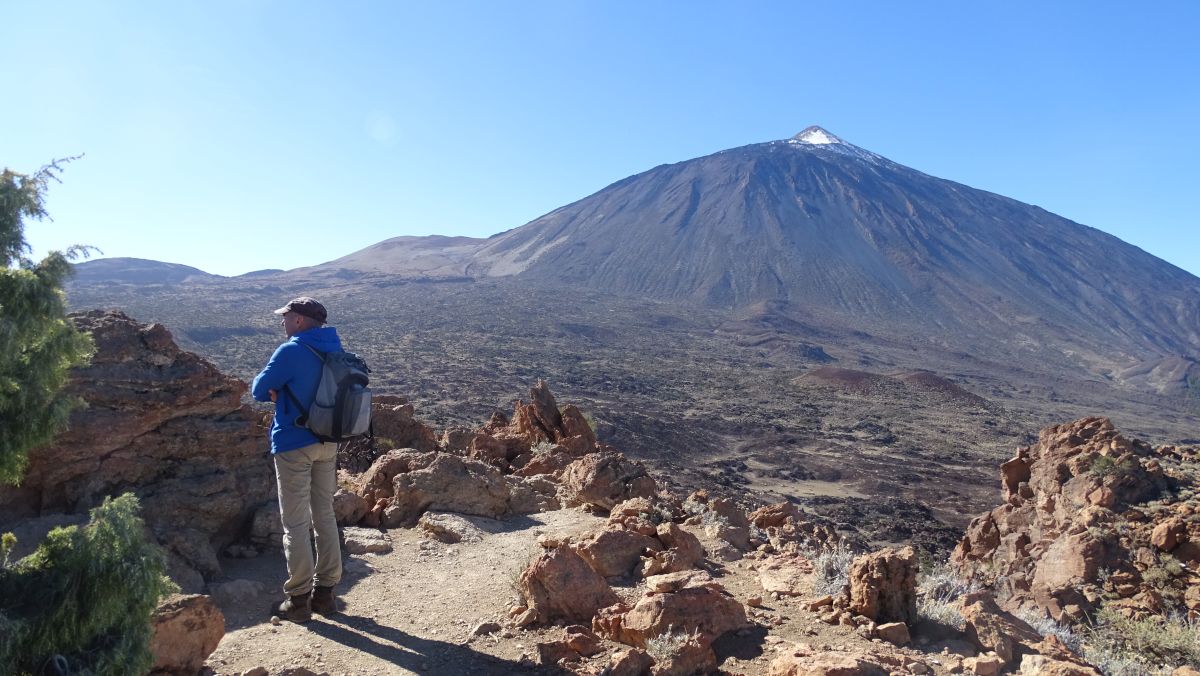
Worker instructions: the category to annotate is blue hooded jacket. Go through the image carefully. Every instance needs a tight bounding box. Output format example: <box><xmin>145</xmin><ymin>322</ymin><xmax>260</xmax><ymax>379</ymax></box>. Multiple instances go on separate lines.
<box><xmin>251</xmin><ymin>326</ymin><xmax>343</xmax><ymax>453</ymax></box>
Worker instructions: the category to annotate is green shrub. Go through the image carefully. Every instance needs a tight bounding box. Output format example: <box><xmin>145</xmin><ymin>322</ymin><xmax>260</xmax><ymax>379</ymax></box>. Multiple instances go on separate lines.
<box><xmin>0</xmin><ymin>493</ymin><xmax>177</xmax><ymax>675</ymax></box>
<box><xmin>1089</xmin><ymin>454</ymin><xmax>1135</xmax><ymax>479</ymax></box>
<box><xmin>0</xmin><ymin>161</ymin><xmax>96</xmax><ymax>485</ymax></box>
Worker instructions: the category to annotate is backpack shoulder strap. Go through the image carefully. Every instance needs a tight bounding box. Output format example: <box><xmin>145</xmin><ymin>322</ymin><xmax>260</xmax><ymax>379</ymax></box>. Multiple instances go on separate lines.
<box><xmin>282</xmin><ymin>385</ymin><xmax>308</xmax><ymax>425</ymax></box>
<box><xmin>298</xmin><ymin>342</ymin><xmax>327</xmax><ymax>361</ymax></box>
<box><xmin>281</xmin><ymin>342</ymin><xmax>326</xmax><ymax>425</ymax></box>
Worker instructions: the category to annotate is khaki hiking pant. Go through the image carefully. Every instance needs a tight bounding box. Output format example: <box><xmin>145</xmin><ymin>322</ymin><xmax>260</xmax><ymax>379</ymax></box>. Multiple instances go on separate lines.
<box><xmin>274</xmin><ymin>441</ymin><xmax>342</xmax><ymax>596</ymax></box>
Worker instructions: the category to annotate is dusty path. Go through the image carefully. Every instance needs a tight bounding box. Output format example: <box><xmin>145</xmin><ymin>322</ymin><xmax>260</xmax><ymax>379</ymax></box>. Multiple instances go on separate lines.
<box><xmin>205</xmin><ymin>507</ymin><xmax>967</xmax><ymax>676</ymax></box>
<box><xmin>206</xmin><ymin>509</ymin><xmax>604</xmax><ymax>675</ymax></box>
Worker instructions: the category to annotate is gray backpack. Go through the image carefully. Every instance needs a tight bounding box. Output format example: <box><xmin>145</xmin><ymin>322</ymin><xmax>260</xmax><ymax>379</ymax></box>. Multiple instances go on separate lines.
<box><xmin>285</xmin><ymin>344</ymin><xmax>372</xmax><ymax>442</ymax></box>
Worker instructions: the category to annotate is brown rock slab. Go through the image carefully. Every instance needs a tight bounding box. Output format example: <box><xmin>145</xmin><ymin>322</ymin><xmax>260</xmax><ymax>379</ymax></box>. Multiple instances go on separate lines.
<box><xmin>382</xmin><ymin>452</ymin><xmax>511</xmax><ymax>526</ymax></box>
<box><xmin>769</xmin><ymin>649</ymin><xmax>888</xmax><ymax>676</ymax></box>
<box><xmin>959</xmin><ymin>591</ymin><xmax>1042</xmax><ymax>665</ymax></box>
<box><xmin>0</xmin><ymin>311</ymin><xmax>272</xmax><ymax>587</ymax></box>
<box><xmin>576</xmin><ymin>526</ymin><xmax>663</xmax><ymax>577</ymax></box>
<box><xmin>417</xmin><ymin>511</ymin><xmax>484</xmax><ymax>544</ymax></box>
<box><xmin>561</xmin><ymin>452</ymin><xmax>657</xmax><ymax>511</ymax></box>
<box><xmin>595</xmin><ymin>583</ymin><xmax>748</xmax><ymax>649</ymax></box>
<box><xmin>520</xmin><ymin>545</ymin><xmax>620</xmax><ymax>624</ymax></box>
<box><xmin>644</xmin><ymin>569</ymin><xmax>714</xmax><ymax>593</ymax></box>
<box><xmin>642</xmin><ymin>522</ymin><xmax>704</xmax><ymax>576</ymax></box>
<box><xmin>333</xmin><ymin>488</ymin><xmax>369</xmax><ymax>526</ymax></box>
<box><xmin>149</xmin><ymin>594</ymin><xmax>225</xmax><ymax>675</ymax></box>
<box><xmin>875</xmin><ymin>621</ymin><xmax>910</xmax><ymax>646</ymax></box>
<box><xmin>1151</xmin><ymin>518</ymin><xmax>1186</xmax><ymax>551</ymax></box>
<box><xmin>602</xmin><ymin>649</ymin><xmax>654</xmax><ymax>676</ymax></box>
<box><xmin>341</xmin><ymin>527</ymin><xmax>392</xmax><ymax>554</ymax></box>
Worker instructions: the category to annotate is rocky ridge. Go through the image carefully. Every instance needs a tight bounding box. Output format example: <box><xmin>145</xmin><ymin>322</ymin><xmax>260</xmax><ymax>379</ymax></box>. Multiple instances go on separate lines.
<box><xmin>953</xmin><ymin>416</ymin><xmax>1200</xmax><ymax>626</ymax></box>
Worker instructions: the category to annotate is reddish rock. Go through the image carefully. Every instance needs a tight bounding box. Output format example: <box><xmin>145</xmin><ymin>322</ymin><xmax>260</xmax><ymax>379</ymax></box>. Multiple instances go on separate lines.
<box><xmin>963</xmin><ymin>655</ymin><xmax>1003</xmax><ymax>676</ymax></box>
<box><xmin>512</xmin><ymin>447</ymin><xmax>575</xmax><ymax>477</ymax></box>
<box><xmin>333</xmin><ymin>488</ymin><xmax>369</xmax><ymax>526</ymax></box>
<box><xmin>748</xmin><ymin>502</ymin><xmax>842</xmax><ymax>552</ymax></box>
<box><xmin>644</xmin><ymin>569</ymin><xmax>713</xmax><ymax>593</ymax></box>
<box><xmin>149</xmin><ymin>594</ymin><xmax>225</xmax><ymax>675</ymax></box>
<box><xmin>757</xmin><ymin>553</ymin><xmax>813</xmax><ymax>596</ymax></box>
<box><xmin>749</xmin><ymin>502</ymin><xmax>802</xmax><ymax>529</ymax></box>
<box><xmin>576</xmin><ymin>526</ymin><xmax>663</xmax><ymax>577</ymax></box>
<box><xmin>0</xmin><ymin>311</ymin><xmax>271</xmax><ymax>589</ymax></box>
<box><xmin>875</xmin><ymin>621</ymin><xmax>910</xmax><ymax>646</ymax></box>
<box><xmin>1001</xmin><ymin>455</ymin><xmax>1032</xmax><ymax>499</ymax></box>
<box><xmin>1151</xmin><ymin>518</ymin><xmax>1186</xmax><ymax>551</ymax></box>
<box><xmin>601</xmin><ymin>649</ymin><xmax>654</xmax><ymax>676</ymax></box>
<box><xmin>769</xmin><ymin>648</ymin><xmax>888</xmax><ymax>676</ymax></box>
<box><xmin>593</xmin><ymin>583</ymin><xmax>748</xmax><ymax>649</ymax></box>
<box><xmin>951</xmin><ymin>417</ymin><xmax>1176</xmax><ymax>620</ymax></box>
<box><xmin>642</xmin><ymin>522</ymin><xmax>704</xmax><ymax>576</ymax></box>
<box><xmin>505</xmin><ymin>474</ymin><xmax>561</xmax><ymax>514</ymax></box>
<box><xmin>959</xmin><ymin>591</ymin><xmax>1043</xmax><ymax>665</ymax></box>
<box><xmin>520</xmin><ymin>545</ymin><xmax>620</xmax><ymax>625</ymax></box>
<box><xmin>848</xmin><ymin>546</ymin><xmax>917</xmax><ymax>624</ymax></box>
<box><xmin>564</xmin><ymin>625</ymin><xmax>605</xmax><ymax>657</ymax></box>
<box><xmin>648</xmin><ymin>630</ymin><xmax>716</xmax><ymax>676</ymax></box>
<box><xmin>562</xmin><ymin>452</ymin><xmax>657</xmax><ymax>511</ymax></box>
<box><xmin>535</xmin><ymin>640</ymin><xmax>579</xmax><ymax>665</ymax></box>
<box><xmin>380</xmin><ymin>452</ymin><xmax>511</xmax><ymax>526</ymax></box>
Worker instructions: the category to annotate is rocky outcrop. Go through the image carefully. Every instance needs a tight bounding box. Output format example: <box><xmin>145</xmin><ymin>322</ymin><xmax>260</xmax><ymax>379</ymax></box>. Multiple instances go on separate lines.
<box><xmin>149</xmin><ymin>594</ymin><xmax>225</xmax><ymax>675</ymax></box>
<box><xmin>561</xmin><ymin>452</ymin><xmax>657</xmax><ymax>511</ymax></box>
<box><xmin>518</xmin><ymin>545</ymin><xmax>620</xmax><ymax>625</ymax></box>
<box><xmin>847</xmin><ymin>546</ymin><xmax>918</xmax><ymax>624</ymax></box>
<box><xmin>748</xmin><ymin>501</ymin><xmax>842</xmax><ymax>553</ymax></box>
<box><xmin>952</xmin><ymin>417</ymin><xmax>1199</xmax><ymax>622</ymax></box>
<box><xmin>0</xmin><ymin>311</ymin><xmax>271</xmax><ymax>589</ymax></box>
<box><xmin>594</xmin><ymin>582</ymin><xmax>749</xmax><ymax>648</ymax></box>
<box><xmin>382</xmin><ymin>452</ymin><xmax>512</xmax><ymax>526</ymax></box>
<box><xmin>576</xmin><ymin>526</ymin><xmax>664</xmax><ymax>577</ymax></box>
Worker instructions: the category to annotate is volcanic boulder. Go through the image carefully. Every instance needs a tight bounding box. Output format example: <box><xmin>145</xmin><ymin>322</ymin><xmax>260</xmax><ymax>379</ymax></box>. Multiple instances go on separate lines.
<box><xmin>0</xmin><ymin>310</ymin><xmax>271</xmax><ymax>589</ymax></box>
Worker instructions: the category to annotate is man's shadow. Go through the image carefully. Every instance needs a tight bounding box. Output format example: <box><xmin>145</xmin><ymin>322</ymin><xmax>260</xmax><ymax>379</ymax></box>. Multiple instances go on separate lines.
<box><xmin>306</xmin><ymin>613</ymin><xmax>569</xmax><ymax>675</ymax></box>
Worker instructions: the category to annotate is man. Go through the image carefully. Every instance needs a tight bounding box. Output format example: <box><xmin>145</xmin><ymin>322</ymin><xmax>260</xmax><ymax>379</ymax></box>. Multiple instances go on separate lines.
<box><xmin>252</xmin><ymin>296</ymin><xmax>343</xmax><ymax>622</ymax></box>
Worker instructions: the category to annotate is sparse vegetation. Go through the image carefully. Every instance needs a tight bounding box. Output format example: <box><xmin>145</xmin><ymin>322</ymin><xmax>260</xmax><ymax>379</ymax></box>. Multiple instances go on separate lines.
<box><xmin>1090</xmin><ymin>454</ymin><xmax>1136</xmax><ymax>479</ymax></box>
<box><xmin>0</xmin><ymin>493</ymin><xmax>177</xmax><ymax>675</ymax></box>
<box><xmin>1081</xmin><ymin>606</ymin><xmax>1200</xmax><ymax>674</ymax></box>
<box><xmin>1015</xmin><ymin>608</ymin><xmax>1084</xmax><ymax>656</ymax></box>
<box><xmin>917</xmin><ymin>560</ymin><xmax>981</xmax><ymax>630</ymax></box>
<box><xmin>804</xmin><ymin>540</ymin><xmax>857</xmax><ymax>598</ymax></box>
<box><xmin>645</xmin><ymin>625</ymin><xmax>701</xmax><ymax>664</ymax></box>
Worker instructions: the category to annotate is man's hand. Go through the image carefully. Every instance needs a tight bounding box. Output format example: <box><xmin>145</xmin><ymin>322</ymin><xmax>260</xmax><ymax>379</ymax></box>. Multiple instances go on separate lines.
<box><xmin>269</xmin><ymin>389</ymin><xmax>278</xmax><ymax>403</ymax></box>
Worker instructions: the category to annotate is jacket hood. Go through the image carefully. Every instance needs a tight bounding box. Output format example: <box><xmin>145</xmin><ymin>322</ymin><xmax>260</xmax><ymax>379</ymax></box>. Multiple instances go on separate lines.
<box><xmin>291</xmin><ymin>326</ymin><xmax>342</xmax><ymax>353</ymax></box>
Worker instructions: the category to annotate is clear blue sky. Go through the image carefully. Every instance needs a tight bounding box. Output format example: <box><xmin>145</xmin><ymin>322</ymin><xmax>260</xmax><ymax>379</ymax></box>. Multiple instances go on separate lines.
<box><xmin>3</xmin><ymin>1</ymin><xmax>1198</xmax><ymax>278</ymax></box>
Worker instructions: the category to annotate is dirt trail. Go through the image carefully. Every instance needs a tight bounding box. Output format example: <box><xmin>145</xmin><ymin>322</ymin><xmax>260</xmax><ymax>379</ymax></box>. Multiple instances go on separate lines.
<box><xmin>206</xmin><ymin>507</ymin><xmax>966</xmax><ymax>676</ymax></box>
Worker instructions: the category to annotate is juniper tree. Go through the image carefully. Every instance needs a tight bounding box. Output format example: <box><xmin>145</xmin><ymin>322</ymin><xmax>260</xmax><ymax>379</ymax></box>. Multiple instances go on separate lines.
<box><xmin>0</xmin><ymin>493</ymin><xmax>176</xmax><ymax>675</ymax></box>
<box><xmin>0</xmin><ymin>159</ymin><xmax>95</xmax><ymax>485</ymax></box>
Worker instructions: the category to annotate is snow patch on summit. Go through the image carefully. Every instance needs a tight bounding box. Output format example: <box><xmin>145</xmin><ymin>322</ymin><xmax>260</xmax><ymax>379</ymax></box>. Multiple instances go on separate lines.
<box><xmin>792</xmin><ymin>126</ymin><xmax>840</xmax><ymax>145</ymax></box>
<box><xmin>782</xmin><ymin>126</ymin><xmax>890</xmax><ymax>165</ymax></box>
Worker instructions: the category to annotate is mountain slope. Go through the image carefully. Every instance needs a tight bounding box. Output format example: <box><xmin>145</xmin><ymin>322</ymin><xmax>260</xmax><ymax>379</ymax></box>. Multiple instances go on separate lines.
<box><xmin>467</xmin><ymin>127</ymin><xmax>1200</xmax><ymax>360</ymax></box>
<box><xmin>72</xmin><ymin>257</ymin><xmax>217</xmax><ymax>285</ymax></box>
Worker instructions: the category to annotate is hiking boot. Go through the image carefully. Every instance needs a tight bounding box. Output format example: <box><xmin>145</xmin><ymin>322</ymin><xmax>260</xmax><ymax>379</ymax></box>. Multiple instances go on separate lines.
<box><xmin>311</xmin><ymin>585</ymin><xmax>338</xmax><ymax>615</ymax></box>
<box><xmin>272</xmin><ymin>592</ymin><xmax>312</xmax><ymax>623</ymax></box>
